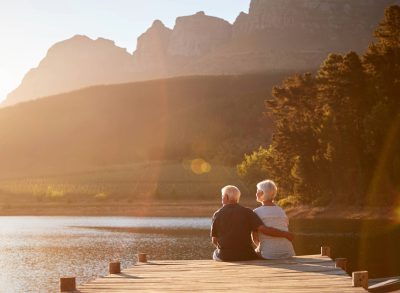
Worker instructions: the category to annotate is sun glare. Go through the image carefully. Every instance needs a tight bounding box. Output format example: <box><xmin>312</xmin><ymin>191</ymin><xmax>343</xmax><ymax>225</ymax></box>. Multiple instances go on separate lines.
<box><xmin>190</xmin><ymin>158</ymin><xmax>212</xmax><ymax>175</ymax></box>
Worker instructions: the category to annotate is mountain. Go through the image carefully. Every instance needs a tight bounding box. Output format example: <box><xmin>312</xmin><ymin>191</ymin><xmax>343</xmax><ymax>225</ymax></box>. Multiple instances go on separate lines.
<box><xmin>3</xmin><ymin>35</ymin><xmax>136</xmax><ymax>107</ymax></box>
<box><xmin>184</xmin><ymin>0</ymin><xmax>400</xmax><ymax>75</ymax></box>
<box><xmin>3</xmin><ymin>0</ymin><xmax>399</xmax><ymax>107</ymax></box>
<box><xmin>132</xmin><ymin>20</ymin><xmax>172</xmax><ymax>77</ymax></box>
<box><xmin>0</xmin><ymin>73</ymin><xmax>286</xmax><ymax>179</ymax></box>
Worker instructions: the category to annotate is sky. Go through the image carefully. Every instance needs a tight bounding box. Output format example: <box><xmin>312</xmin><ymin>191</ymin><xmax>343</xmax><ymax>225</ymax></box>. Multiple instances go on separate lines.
<box><xmin>0</xmin><ymin>0</ymin><xmax>250</xmax><ymax>103</ymax></box>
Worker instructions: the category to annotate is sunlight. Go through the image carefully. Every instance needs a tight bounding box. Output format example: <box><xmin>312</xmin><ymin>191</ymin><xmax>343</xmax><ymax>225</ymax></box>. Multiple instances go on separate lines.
<box><xmin>358</xmin><ymin>113</ymin><xmax>400</xmax><ymax>270</ymax></box>
<box><xmin>395</xmin><ymin>204</ymin><xmax>400</xmax><ymax>223</ymax></box>
<box><xmin>365</xmin><ymin>114</ymin><xmax>400</xmax><ymax>206</ymax></box>
<box><xmin>1</xmin><ymin>1</ymin><xmax>400</xmax><ymax>291</ymax></box>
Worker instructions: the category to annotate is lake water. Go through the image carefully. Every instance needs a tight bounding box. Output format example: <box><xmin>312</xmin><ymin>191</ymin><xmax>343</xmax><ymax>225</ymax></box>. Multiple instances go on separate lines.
<box><xmin>0</xmin><ymin>217</ymin><xmax>399</xmax><ymax>292</ymax></box>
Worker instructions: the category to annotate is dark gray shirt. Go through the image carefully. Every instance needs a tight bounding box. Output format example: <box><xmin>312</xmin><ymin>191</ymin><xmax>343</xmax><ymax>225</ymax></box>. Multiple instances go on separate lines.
<box><xmin>211</xmin><ymin>203</ymin><xmax>263</xmax><ymax>261</ymax></box>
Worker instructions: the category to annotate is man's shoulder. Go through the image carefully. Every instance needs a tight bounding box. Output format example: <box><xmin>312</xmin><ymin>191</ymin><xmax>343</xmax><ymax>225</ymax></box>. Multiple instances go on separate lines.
<box><xmin>212</xmin><ymin>206</ymin><xmax>224</xmax><ymax>219</ymax></box>
<box><xmin>233</xmin><ymin>204</ymin><xmax>259</xmax><ymax>219</ymax></box>
<box><xmin>213</xmin><ymin>204</ymin><xmax>255</xmax><ymax>217</ymax></box>
<box><xmin>239</xmin><ymin>204</ymin><xmax>257</xmax><ymax>213</ymax></box>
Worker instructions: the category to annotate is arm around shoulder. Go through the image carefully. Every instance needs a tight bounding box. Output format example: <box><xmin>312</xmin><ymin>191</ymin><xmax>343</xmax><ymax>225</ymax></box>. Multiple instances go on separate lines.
<box><xmin>257</xmin><ymin>225</ymin><xmax>294</xmax><ymax>242</ymax></box>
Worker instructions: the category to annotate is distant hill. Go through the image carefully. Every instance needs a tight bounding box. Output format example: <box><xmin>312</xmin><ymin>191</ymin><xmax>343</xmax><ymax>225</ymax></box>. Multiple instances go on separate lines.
<box><xmin>3</xmin><ymin>0</ymin><xmax>399</xmax><ymax>107</ymax></box>
<box><xmin>0</xmin><ymin>73</ymin><xmax>287</xmax><ymax>179</ymax></box>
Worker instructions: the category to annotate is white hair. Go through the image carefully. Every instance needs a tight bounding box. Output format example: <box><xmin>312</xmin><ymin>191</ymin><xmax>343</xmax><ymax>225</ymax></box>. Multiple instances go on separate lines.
<box><xmin>256</xmin><ymin>180</ymin><xmax>277</xmax><ymax>201</ymax></box>
<box><xmin>221</xmin><ymin>185</ymin><xmax>241</xmax><ymax>202</ymax></box>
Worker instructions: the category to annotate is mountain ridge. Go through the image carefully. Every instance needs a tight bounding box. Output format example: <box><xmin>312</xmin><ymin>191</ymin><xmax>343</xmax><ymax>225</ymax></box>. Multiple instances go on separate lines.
<box><xmin>3</xmin><ymin>0</ymin><xmax>400</xmax><ymax>107</ymax></box>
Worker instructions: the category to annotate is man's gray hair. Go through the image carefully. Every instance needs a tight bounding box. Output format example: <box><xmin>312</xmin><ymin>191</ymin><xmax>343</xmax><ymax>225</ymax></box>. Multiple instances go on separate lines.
<box><xmin>256</xmin><ymin>179</ymin><xmax>277</xmax><ymax>201</ymax></box>
<box><xmin>221</xmin><ymin>185</ymin><xmax>241</xmax><ymax>201</ymax></box>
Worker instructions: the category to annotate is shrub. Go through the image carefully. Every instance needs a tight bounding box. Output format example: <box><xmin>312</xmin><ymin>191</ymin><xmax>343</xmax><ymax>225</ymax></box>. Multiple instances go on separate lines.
<box><xmin>277</xmin><ymin>195</ymin><xmax>301</xmax><ymax>208</ymax></box>
<box><xmin>94</xmin><ymin>192</ymin><xmax>108</xmax><ymax>201</ymax></box>
<box><xmin>46</xmin><ymin>186</ymin><xmax>65</xmax><ymax>200</ymax></box>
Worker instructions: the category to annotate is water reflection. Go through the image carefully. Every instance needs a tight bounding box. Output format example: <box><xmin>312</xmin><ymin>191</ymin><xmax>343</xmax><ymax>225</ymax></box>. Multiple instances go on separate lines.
<box><xmin>0</xmin><ymin>217</ymin><xmax>211</xmax><ymax>293</ymax></box>
<box><xmin>291</xmin><ymin>219</ymin><xmax>400</xmax><ymax>279</ymax></box>
<box><xmin>0</xmin><ymin>217</ymin><xmax>399</xmax><ymax>293</ymax></box>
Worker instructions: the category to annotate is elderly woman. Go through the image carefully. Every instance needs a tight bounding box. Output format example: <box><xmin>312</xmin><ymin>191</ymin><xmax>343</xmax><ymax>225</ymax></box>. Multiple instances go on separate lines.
<box><xmin>252</xmin><ymin>179</ymin><xmax>295</xmax><ymax>259</ymax></box>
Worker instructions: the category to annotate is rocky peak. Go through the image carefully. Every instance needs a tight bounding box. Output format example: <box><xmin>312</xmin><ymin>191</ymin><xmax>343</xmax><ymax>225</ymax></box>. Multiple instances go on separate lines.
<box><xmin>3</xmin><ymin>35</ymin><xmax>134</xmax><ymax>107</ymax></box>
<box><xmin>151</xmin><ymin>19</ymin><xmax>166</xmax><ymax>29</ymax></box>
<box><xmin>133</xmin><ymin>20</ymin><xmax>172</xmax><ymax>73</ymax></box>
<box><xmin>135</xmin><ymin>19</ymin><xmax>172</xmax><ymax>54</ymax></box>
<box><xmin>233</xmin><ymin>0</ymin><xmax>399</xmax><ymax>51</ymax></box>
<box><xmin>46</xmin><ymin>35</ymin><xmax>127</xmax><ymax>60</ymax></box>
<box><xmin>167</xmin><ymin>11</ymin><xmax>232</xmax><ymax>57</ymax></box>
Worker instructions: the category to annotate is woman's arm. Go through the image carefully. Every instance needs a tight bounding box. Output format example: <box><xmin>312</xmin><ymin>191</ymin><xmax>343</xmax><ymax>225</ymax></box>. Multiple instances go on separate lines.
<box><xmin>257</xmin><ymin>225</ymin><xmax>294</xmax><ymax>242</ymax></box>
<box><xmin>211</xmin><ymin>237</ymin><xmax>220</xmax><ymax>248</ymax></box>
<box><xmin>251</xmin><ymin>230</ymin><xmax>260</xmax><ymax>248</ymax></box>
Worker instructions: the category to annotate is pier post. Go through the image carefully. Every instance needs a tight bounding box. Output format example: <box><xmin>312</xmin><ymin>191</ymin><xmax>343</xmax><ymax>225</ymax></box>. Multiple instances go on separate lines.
<box><xmin>352</xmin><ymin>271</ymin><xmax>368</xmax><ymax>289</ymax></box>
<box><xmin>335</xmin><ymin>258</ymin><xmax>348</xmax><ymax>272</ymax></box>
<box><xmin>109</xmin><ymin>261</ymin><xmax>121</xmax><ymax>274</ymax></box>
<box><xmin>321</xmin><ymin>246</ymin><xmax>331</xmax><ymax>257</ymax></box>
<box><xmin>60</xmin><ymin>277</ymin><xmax>76</xmax><ymax>292</ymax></box>
<box><xmin>138</xmin><ymin>253</ymin><xmax>148</xmax><ymax>262</ymax></box>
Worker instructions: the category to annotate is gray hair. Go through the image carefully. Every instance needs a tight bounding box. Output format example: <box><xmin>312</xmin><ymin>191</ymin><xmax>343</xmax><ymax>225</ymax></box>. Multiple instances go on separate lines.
<box><xmin>256</xmin><ymin>180</ymin><xmax>277</xmax><ymax>201</ymax></box>
<box><xmin>221</xmin><ymin>185</ymin><xmax>241</xmax><ymax>201</ymax></box>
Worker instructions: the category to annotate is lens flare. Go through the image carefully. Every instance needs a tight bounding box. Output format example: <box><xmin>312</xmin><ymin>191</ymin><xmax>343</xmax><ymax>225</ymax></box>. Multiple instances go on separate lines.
<box><xmin>395</xmin><ymin>205</ymin><xmax>400</xmax><ymax>223</ymax></box>
<box><xmin>190</xmin><ymin>158</ymin><xmax>212</xmax><ymax>175</ymax></box>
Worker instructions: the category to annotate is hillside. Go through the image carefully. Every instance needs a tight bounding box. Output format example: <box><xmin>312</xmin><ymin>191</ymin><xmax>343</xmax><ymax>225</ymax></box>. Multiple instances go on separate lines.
<box><xmin>0</xmin><ymin>73</ymin><xmax>287</xmax><ymax>180</ymax></box>
<box><xmin>3</xmin><ymin>0</ymin><xmax>398</xmax><ymax>106</ymax></box>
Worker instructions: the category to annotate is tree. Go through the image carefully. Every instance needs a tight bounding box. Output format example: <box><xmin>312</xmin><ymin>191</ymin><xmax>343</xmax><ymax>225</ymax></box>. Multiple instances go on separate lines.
<box><xmin>363</xmin><ymin>5</ymin><xmax>400</xmax><ymax>204</ymax></box>
<box><xmin>316</xmin><ymin>52</ymin><xmax>368</xmax><ymax>204</ymax></box>
<box><xmin>238</xmin><ymin>5</ymin><xmax>400</xmax><ymax>206</ymax></box>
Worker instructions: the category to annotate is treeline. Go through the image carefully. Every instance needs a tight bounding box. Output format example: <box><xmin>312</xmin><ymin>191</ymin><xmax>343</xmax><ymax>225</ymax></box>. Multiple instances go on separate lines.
<box><xmin>238</xmin><ymin>6</ymin><xmax>400</xmax><ymax>206</ymax></box>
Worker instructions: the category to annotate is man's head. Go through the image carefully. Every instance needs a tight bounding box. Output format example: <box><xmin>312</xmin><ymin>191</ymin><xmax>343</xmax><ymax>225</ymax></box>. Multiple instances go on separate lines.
<box><xmin>221</xmin><ymin>185</ymin><xmax>241</xmax><ymax>205</ymax></box>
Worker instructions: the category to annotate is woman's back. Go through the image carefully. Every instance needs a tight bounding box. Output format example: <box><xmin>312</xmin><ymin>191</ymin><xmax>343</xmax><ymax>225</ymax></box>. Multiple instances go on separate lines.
<box><xmin>253</xmin><ymin>205</ymin><xmax>295</xmax><ymax>259</ymax></box>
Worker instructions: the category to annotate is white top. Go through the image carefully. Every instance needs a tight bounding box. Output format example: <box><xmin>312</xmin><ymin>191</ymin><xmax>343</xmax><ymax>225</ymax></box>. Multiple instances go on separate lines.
<box><xmin>253</xmin><ymin>205</ymin><xmax>295</xmax><ymax>259</ymax></box>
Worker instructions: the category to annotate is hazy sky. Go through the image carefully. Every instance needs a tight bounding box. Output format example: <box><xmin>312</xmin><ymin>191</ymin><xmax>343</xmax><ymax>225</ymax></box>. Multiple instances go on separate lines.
<box><xmin>0</xmin><ymin>0</ymin><xmax>250</xmax><ymax>103</ymax></box>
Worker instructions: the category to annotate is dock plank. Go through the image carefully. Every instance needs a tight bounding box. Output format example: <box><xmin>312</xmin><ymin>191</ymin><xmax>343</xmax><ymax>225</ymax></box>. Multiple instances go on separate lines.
<box><xmin>77</xmin><ymin>255</ymin><xmax>366</xmax><ymax>292</ymax></box>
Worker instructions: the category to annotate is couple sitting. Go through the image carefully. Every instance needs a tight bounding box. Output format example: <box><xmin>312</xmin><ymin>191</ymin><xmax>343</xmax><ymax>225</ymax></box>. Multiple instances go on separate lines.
<box><xmin>211</xmin><ymin>180</ymin><xmax>295</xmax><ymax>261</ymax></box>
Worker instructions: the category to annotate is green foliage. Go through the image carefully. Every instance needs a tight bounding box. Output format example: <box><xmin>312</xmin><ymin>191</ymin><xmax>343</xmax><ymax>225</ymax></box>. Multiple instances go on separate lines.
<box><xmin>239</xmin><ymin>5</ymin><xmax>400</xmax><ymax>206</ymax></box>
<box><xmin>237</xmin><ymin>146</ymin><xmax>273</xmax><ymax>187</ymax></box>
<box><xmin>277</xmin><ymin>196</ymin><xmax>301</xmax><ymax>208</ymax></box>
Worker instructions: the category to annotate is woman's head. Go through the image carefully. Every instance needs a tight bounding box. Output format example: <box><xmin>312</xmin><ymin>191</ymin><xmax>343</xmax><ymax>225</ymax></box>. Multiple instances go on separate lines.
<box><xmin>256</xmin><ymin>179</ymin><xmax>277</xmax><ymax>202</ymax></box>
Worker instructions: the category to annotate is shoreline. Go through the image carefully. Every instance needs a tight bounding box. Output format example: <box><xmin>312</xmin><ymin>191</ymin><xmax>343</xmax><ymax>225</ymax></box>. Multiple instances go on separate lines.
<box><xmin>0</xmin><ymin>200</ymin><xmax>397</xmax><ymax>220</ymax></box>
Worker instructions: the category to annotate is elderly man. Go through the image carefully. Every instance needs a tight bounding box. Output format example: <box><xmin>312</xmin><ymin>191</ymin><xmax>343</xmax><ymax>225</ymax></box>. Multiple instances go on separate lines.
<box><xmin>211</xmin><ymin>185</ymin><xmax>294</xmax><ymax>261</ymax></box>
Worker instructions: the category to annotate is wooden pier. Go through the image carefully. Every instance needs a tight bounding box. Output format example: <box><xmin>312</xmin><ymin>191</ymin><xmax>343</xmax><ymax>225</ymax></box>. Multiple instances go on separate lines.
<box><xmin>68</xmin><ymin>252</ymin><xmax>368</xmax><ymax>292</ymax></box>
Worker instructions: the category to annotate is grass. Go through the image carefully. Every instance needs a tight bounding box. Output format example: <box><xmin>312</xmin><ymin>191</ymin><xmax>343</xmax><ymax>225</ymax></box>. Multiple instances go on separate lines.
<box><xmin>0</xmin><ymin>160</ymin><xmax>249</xmax><ymax>204</ymax></box>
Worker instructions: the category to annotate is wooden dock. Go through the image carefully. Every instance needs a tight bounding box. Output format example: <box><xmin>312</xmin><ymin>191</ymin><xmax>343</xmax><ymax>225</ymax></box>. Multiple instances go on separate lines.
<box><xmin>72</xmin><ymin>254</ymin><xmax>367</xmax><ymax>292</ymax></box>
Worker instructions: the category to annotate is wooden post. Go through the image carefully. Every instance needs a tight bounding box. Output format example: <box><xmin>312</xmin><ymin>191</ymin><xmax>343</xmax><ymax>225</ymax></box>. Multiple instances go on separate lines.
<box><xmin>352</xmin><ymin>271</ymin><xmax>368</xmax><ymax>289</ymax></box>
<box><xmin>321</xmin><ymin>246</ymin><xmax>331</xmax><ymax>257</ymax></box>
<box><xmin>109</xmin><ymin>261</ymin><xmax>121</xmax><ymax>274</ymax></box>
<box><xmin>60</xmin><ymin>277</ymin><xmax>76</xmax><ymax>292</ymax></box>
<box><xmin>335</xmin><ymin>258</ymin><xmax>347</xmax><ymax>271</ymax></box>
<box><xmin>138</xmin><ymin>253</ymin><xmax>148</xmax><ymax>263</ymax></box>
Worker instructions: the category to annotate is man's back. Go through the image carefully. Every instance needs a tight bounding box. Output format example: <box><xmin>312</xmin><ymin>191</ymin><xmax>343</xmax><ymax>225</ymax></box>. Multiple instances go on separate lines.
<box><xmin>211</xmin><ymin>203</ymin><xmax>262</xmax><ymax>261</ymax></box>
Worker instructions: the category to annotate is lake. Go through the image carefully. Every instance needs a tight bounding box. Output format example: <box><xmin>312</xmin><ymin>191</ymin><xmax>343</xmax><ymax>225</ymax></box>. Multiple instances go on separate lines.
<box><xmin>0</xmin><ymin>216</ymin><xmax>399</xmax><ymax>292</ymax></box>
